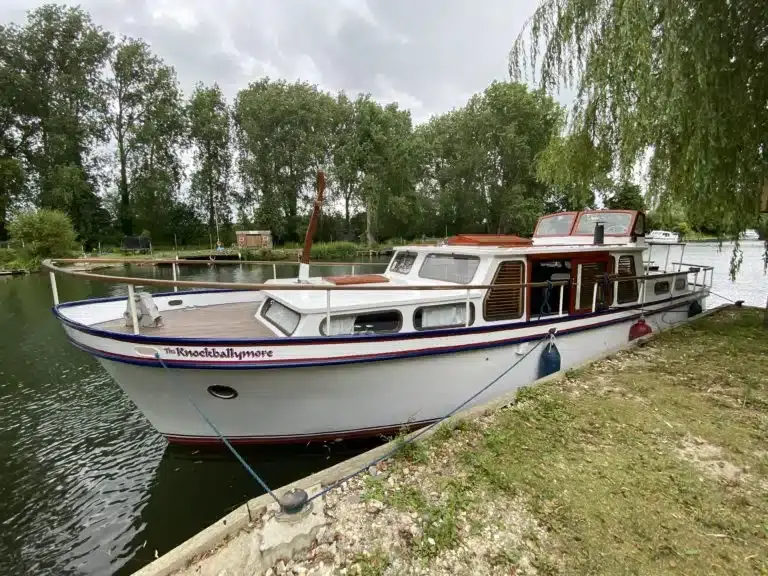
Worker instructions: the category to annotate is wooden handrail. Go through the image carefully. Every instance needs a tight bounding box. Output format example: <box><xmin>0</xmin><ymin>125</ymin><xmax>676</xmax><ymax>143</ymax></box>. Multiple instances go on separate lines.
<box><xmin>49</xmin><ymin>257</ymin><xmax>389</xmax><ymax>267</ymax></box>
<box><xmin>42</xmin><ymin>259</ymin><xmax>568</xmax><ymax>291</ymax></box>
<box><xmin>42</xmin><ymin>260</ymin><xmax>712</xmax><ymax>293</ymax></box>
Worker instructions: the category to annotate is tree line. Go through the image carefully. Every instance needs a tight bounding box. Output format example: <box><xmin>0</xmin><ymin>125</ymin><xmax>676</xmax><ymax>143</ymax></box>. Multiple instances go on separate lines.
<box><xmin>1</xmin><ymin>4</ymin><xmax>649</xmax><ymax>250</ymax></box>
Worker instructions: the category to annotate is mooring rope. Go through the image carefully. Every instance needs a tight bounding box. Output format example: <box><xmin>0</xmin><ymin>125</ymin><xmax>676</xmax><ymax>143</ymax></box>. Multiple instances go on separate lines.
<box><xmin>707</xmin><ymin>290</ymin><xmax>744</xmax><ymax>306</ymax></box>
<box><xmin>155</xmin><ymin>328</ymin><xmax>551</xmax><ymax>510</ymax></box>
<box><xmin>155</xmin><ymin>354</ymin><xmax>282</xmax><ymax>507</ymax></box>
<box><xmin>304</xmin><ymin>330</ymin><xmax>553</xmax><ymax>504</ymax></box>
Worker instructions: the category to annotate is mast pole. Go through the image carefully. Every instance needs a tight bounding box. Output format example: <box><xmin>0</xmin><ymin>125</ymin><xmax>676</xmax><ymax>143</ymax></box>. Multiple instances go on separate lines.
<box><xmin>299</xmin><ymin>171</ymin><xmax>326</xmax><ymax>281</ymax></box>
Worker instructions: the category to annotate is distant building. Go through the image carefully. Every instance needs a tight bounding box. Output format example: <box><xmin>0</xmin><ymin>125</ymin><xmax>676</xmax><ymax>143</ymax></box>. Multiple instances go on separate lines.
<box><xmin>236</xmin><ymin>230</ymin><xmax>273</xmax><ymax>250</ymax></box>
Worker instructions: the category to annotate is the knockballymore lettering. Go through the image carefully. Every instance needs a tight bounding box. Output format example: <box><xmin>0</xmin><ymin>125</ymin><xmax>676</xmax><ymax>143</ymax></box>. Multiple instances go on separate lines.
<box><xmin>163</xmin><ymin>347</ymin><xmax>274</xmax><ymax>360</ymax></box>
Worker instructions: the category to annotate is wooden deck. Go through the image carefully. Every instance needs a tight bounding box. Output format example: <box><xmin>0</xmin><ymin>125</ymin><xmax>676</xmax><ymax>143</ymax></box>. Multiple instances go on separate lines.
<box><xmin>94</xmin><ymin>302</ymin><xmax>278</xmax><ymax>338</ymax></box>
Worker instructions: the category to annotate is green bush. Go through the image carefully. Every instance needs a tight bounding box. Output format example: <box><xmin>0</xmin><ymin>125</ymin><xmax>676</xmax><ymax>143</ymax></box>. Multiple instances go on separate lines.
<box><xmin>310</xmin><ymin>241</ymin><xmax>359</xmax><ymax>261</ymax></box>
<box><xmin>9</xmin><ymin>209</ymin><xmax>78</xmax><ymax>264</ymax></box>
<box><xmin>0</xmin><ymin>247</ymin><xmax>18</xmax><ymax>268</ymax></box>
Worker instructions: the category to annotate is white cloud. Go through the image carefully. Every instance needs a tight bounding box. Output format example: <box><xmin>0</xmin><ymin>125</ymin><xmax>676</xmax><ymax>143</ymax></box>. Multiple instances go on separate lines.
<box><xmin>0</xmin><ymin>0</ymin><xmax>556</xmax><ymax>118</ymax></box>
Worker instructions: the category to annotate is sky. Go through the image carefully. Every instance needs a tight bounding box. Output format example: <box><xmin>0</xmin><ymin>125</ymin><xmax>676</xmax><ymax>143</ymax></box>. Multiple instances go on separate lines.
<box><xmin>0</xmin><ymin>0</ymin><xmax>570</xmax><ymax>124</ymax></box>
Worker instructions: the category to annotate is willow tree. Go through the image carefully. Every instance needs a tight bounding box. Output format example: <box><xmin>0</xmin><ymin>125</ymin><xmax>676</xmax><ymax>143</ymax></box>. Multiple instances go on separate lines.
<box><xmin>510</xmin><ymin>0</ymin><xmax>767</xmax><ymax>260</ymax></box>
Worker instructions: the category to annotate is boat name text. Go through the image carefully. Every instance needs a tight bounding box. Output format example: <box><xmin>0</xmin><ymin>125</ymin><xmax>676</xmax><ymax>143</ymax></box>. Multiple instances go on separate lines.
<box><xmin>163</xmin><ymin>347</ymin><xmax>274</xmax><ymax>360</ymax></box>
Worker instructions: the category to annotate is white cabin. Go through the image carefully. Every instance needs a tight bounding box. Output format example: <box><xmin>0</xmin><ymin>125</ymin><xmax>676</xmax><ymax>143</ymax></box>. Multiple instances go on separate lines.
<box><xmin>255</xmin><ymin>210</ymin><xmax>697</xmax><ymax>338</ymax></box>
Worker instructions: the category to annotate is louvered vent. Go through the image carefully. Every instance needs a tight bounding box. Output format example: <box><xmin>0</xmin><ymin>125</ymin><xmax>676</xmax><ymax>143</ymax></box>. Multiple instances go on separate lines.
<box><xmin>578</xmin><ymin>263</ymin><xmax>601</xmax><ymax>310</ymax></box>
<box><xmin>484</xmin><ymin>261</ymin><xmax>524</xmax><ymax>321</ymax></box>
<box><xmin>578</xmin><ymin>262</ymin><xmax>612</xmax><ymax>310</ymax></box>
<box><xmin>616</xmin><ymin>255</ymin><xmax>639</xmax><ymax>304</ymax></box>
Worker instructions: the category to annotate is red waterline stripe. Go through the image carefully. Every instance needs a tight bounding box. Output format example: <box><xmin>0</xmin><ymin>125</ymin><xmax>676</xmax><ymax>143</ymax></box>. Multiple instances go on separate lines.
<box><xmin>164</xmin><ymin>420</ymin><xmax>438</xmax><ymax>445</ymax></box>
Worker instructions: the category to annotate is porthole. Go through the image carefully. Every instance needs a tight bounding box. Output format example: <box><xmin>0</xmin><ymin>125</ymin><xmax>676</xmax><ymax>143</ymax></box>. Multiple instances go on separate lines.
<box><xmin>207</xmin><ymin>385</ymin><xmax>238</xmax><ymax>399</ymax></box>
<box><xmin>168</xmin><ymin>299</ymin><xmax>184</xmax><ymax>306</ymax></box>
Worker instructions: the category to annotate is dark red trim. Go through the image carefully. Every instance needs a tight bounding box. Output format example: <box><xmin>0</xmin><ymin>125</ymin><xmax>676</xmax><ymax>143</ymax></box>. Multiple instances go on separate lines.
<box><xmin>164</xmin><ymin>419</ymin><xmax>438</xmax><ymax>445</ymax></box>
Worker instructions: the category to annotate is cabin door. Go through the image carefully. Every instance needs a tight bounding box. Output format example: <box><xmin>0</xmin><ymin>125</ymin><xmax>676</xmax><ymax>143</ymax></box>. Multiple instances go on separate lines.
<box><xmin>571</xmin><ymin>255</ymin><xmax>613</xmax><ymax>314</ymax></box>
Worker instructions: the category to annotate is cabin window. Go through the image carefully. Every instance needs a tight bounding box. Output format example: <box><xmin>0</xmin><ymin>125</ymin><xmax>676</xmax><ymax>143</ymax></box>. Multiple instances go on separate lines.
<box><xmin>321</xmin><ymin>310</ymin><xmax>402</xmax><ymax>336</ymax></box>
<box><xmin>530</xmin><ymin>259</ymin><xmax>571</xmax><ymax>317</ymax></box>
<box><xmin>418</xmin><ymin>253</ymin><xmax>480</xmax><ymax>284</ymax></box>
<box><xmin>484</xmin><ymin>261</ymin><xmax>525</xmax><ymax>321</ymax></box>
<box><xmin>261</xmin><ymin>298</ymin><xmax>300</xmax><ymax>335</ymax></box>
<box><xmin>414</xmin><ymin>303</ymin><xmax>475</xmax><ymax>330</ymax></box>
<box><xmin>654</xmin><ymin>281</ymin><xmax>671</xmax><ymax>295</ymax></box>
<box><xmin>674</xmin><ymin>276</ymin><xmax>687</xmax><ymax>291</ymax></box>
<box><xmin>616</xmin><ymin>255</ymin><xmax>639</xmax><ymax>304</ymax></box>
<box><xmin>390</xmin><ymin>251</ymin><xmax>417</xmax><ymax>274</ymax></box>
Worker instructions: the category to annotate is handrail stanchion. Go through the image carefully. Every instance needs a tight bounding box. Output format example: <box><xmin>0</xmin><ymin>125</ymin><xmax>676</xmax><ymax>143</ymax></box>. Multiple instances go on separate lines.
<box><xmin>326</xmin><ymin>289</ymin><xmax>331</xmax><ymax>336</ymax></box>
<box><xmin>272</xmin><ymin>264</ymin><xmax>277</xmax><ymax>280</ymax></box>
<box><xmin>172</xmin><ymin>256</ymin><xmax>178</xmax><ymax>292</ymax></box>
<box><xmin>558</xmin><ymin>284</ymin><xmax>564</xmax><ymax>316</ymax></box>
<box><xmin>639</xmin><ymin>277</ymin><xmax>646</xmax><ymax>307</ymax></box>
<box><xmin>592</xmin><ymin>282</ymin><xmax>598</xmax><ymax>313</ymax></box>
<box><xmin>49</xmin><ymin>271</ymin><xmax>59</xmax><ymax>306</ymax></box>
<box><xmin>352</xmin><ymin>264</ymin><xmax>356</xmax><ymax>276</ymax></box>
<box><xmin>678</xmin><ymin>244</ymin><xmax>686</xmax><ymax>271</ymax></box>
<box><xmin>465</xmin><ymin>288</ymin><xmax>470</xmax><ymax>327</ymax></box>
<box><xmin>663</xmin><ymin>245</ymin><xmax>671</xmax><ymax>272</ymax></box>
<box><xmin>693</xmin><ymin>270</ymin><xmax>699</xmax><ymax>295</ymax></box>
<box><xmin>127</xmin><ymin>284</ymin><xmax>139</xmax><ymax>335</ymax></box>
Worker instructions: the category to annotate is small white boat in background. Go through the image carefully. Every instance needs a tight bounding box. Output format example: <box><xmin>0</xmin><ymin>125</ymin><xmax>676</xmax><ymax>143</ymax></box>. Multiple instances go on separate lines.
<box><xmin>740</xmin><ymin>229</ymin><xmax>760</xmax><ymax>241</ymax></box>
<box><xmin>45</xmin><ymin>174</ymin><xmax>713</xmax><ymax>445</ymax></box>
<box><xmin>646</xmin><ymin>230</ymin><xmax>679</xmax><ymax>244</ymax></box>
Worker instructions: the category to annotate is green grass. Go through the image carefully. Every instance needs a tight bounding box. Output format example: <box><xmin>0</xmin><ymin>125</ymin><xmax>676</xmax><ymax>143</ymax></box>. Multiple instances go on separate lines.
<box><xmin>353</xmin><ymin>549</ymin><xmax>391</xmax><ymax>576</ymax></box>
<box><xmin>371</xmin><ymin>307</ymin><xmax>768</xmax><ymax>574</ymax></box>
<box><xmin>457</xmin><ymin>308</ymin><xmax>768</xmax><ymax>574</ymax></box>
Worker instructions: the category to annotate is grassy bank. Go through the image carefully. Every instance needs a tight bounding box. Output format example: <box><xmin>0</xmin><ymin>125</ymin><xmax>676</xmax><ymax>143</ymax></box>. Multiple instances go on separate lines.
<box><xmin>278</xmin><ymin>307</ymin><xmax>767</xmax><ymax>575</ymax></box>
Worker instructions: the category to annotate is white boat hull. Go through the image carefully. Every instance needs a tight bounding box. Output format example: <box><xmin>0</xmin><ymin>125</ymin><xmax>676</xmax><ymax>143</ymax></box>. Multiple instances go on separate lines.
<box><xmin>62</xmin><ymin>294</ymin><xmax>705</xmax><ymax>443</ymax></box>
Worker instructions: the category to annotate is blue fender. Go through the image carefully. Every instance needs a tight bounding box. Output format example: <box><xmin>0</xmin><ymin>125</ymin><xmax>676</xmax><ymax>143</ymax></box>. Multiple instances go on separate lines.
<box><xmin>538</xmin><ymin>340</ymin><xmax>561</xmax><ymax>378</ymax></box>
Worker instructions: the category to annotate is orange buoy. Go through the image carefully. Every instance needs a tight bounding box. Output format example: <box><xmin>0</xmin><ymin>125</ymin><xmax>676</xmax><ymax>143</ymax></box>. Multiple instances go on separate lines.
<box><xmin>629</xmin><ymin>317</ymin><xmax>652</xmax><ymax>341</ymax></box>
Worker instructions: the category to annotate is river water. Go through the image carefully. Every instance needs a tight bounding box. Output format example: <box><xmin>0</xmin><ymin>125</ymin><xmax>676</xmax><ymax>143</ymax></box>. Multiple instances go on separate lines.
<box><xmin>0</xmin><ymin>243</ymin><xmax>765</xmax><ymax>576</ymax></box>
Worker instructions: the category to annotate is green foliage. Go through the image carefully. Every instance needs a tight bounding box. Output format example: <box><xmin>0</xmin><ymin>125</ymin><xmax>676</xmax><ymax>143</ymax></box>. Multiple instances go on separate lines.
<box><xmin>9</xmin><ymin>209</ymin><xmax>77</xmax><ymax>263</ymax></box>
<box><xmin>309</xmin><ymin>241</ymin><xmax>359</xmax><ymax>261</ymax></box>
<box><xmin>108</xmin><ymin>38</ymin><xmax>186</xmax><ymax>239</ymax></box>
<box><xmin>536</xmin><ymin>129</ymin><xmax>609</xmax><ymax>211</ymax></box>
<box><xmin>1</xmin><ymin>5</ymin><xmax>112</xmax><ymax>246</ymax></box>
<box><xmin>0</xmin><ymin>158</ymin><xmax>25</xmax><ymax>240</ymax></box>
<box><xmin>511</xmin><ymin>0</ymin><xmax>767</xmax><ymax>267</ymax></box>
<box><xmin>417</xmin><ymin>82</ymin><xmax>563</xmax><ymax>237</ymax></box>
<box><xmin>188</xmin><ymin>83</ymin><xmax>232</xmax><ymax>236</ymax></box>
<box><xmin>605</xmin><ymin>182</ymin><xmax>646</xmax><ymax>212</ymax></box>
<box><xmin>234</xmin><ymin>79</ymin><xmax>337</xmax><ymax>243</ymax></box>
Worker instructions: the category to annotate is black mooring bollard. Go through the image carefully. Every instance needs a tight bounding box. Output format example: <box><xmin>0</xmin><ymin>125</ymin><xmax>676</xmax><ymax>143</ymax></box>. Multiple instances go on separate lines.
<box><xmin>280</xmin><ymin>488</ymin><xmax>309</xmax><ymax>514</ymax></box>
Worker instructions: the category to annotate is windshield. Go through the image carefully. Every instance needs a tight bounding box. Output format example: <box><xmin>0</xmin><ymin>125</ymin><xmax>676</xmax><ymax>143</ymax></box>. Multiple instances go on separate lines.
<box><xmin>535</xmin><ymin>213</ymin><xmax>576</xmax><ymax>236</ymax></box>
<box><xmin>575</xmin><ymin>212</ymin><xmax>633</xmax><ymax>235</ymax></box>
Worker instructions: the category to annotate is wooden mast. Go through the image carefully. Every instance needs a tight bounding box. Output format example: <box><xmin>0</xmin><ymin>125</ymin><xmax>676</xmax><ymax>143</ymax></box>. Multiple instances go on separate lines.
<box><xmin>298</xmin><ymin>170</ymin><xmax>326</xmax><ymax>280</ymax></box>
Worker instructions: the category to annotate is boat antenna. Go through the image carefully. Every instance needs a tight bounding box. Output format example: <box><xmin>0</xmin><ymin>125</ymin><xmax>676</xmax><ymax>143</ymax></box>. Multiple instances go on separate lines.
<box><xmin>298</xmin><ymin>170</ymin><xmax>326</xmax><ymax>281</ymax></box>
